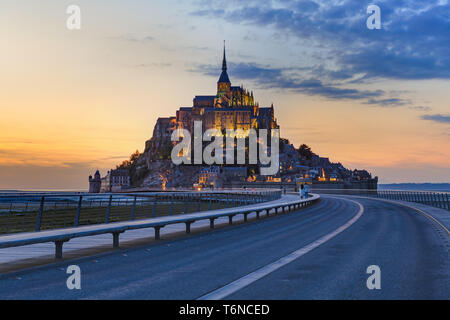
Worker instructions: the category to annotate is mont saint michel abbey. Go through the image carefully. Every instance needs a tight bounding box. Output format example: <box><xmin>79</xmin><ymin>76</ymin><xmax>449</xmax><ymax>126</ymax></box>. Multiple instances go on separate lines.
<box><xmin>149</xmin><ymin>45</ymin><xmax>279</xmax><ymax>154</ymax></box>
<box><xmin>89</xmin><ymin>45</ymin><xmax>378</xmax><ymax>192</ymax></box>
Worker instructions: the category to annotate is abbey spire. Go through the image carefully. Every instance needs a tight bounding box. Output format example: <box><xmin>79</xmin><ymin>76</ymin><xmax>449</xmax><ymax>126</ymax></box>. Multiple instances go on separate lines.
<box><xmin>222</xmin><ymin>41</ymin><xmax>227</xmax><ymax>72</ymax></box>
<box><xmin>217</xmin><ymin>41</ymin><xmax>231</xmax><ymax>96</ymax></box>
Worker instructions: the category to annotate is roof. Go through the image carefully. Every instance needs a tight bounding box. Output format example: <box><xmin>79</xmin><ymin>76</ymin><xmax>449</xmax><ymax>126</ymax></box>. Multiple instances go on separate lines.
<box><xmin>110</xmin><ymin>169</ymin><xmax>129</xmax><ymax>177</ymax></box>
<box><xmin>218</xmin><ymin>70</ymin><xmax>230</xmax><ymax>83</ymax></box>
<box><xmin>194</xmin><ymin>96</ymin><xmax>216</xmax><ymax>101</ymax></box>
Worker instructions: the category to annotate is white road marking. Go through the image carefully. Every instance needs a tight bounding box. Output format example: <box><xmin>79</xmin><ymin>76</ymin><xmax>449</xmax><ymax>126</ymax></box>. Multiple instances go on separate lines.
<box><xmin>197</xmin><ymin>198</ymin><xmax>364</xmax><ymax>300</ymax></box>
<box><xmin>360</xmin><ymin>196</ymin><xmax>449</xmax><ymax>236</ymax></box>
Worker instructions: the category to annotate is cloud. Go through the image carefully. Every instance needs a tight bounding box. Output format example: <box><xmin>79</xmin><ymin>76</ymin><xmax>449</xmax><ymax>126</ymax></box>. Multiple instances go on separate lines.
<box><xmin>191</xmin><ymin>0</ymin><xmax>450</xmax><ymax>81</ymax></box>
<box><xmin>193</xmin><ymin>62</ymin><xmax>390</xmax><ymax>103</ymax></box>
<box><xmin>190</xmin><ymin>1</ymin><xmax>450</xmax><ymax>107</ymax></box>
<box><xmin>133</xmin><ymin>62</ymin><xmax>172</xmax><ymax>68</ymax></box>
<box><xmin>114</xmin><ymin>34</ymin><xmax>155</xmax><ymax>43</ymax></box>
<box><xmin>97</xmin><ymin>155</ymin><xmax>130</xmax><ymax>161</ymax></box>
<box><xmin>409</xmin><ymin>105</ymin><xmax>432</xmax><ymax>111</ymax></box>
<box><xmin>421</xmin><ymin>114</ymin><xmax>450</xmax><ymax>123</ymax></box>
<box><xmin>364</xmin><ymin>98</ymin><xmax>410</xmax><ymax>107</ymax></box>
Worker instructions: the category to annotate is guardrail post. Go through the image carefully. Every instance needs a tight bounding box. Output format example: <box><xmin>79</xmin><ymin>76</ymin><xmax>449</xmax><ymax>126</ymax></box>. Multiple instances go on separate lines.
<box><xmin>228</xmin><ymin>215</ymin><xmax>233</xmax><ymax>225</ymax></box>
<box><xmin>54</xmin><ymin>240</ymin><xmax>67</xmax><ymax>259</ymax></box>
<box><xmin>184</xmin><ymin>195</ymin><xmax>189</xmax><ymax>214</ymax></box>
<box><xmin>74</xmin><ymin>196</ymin><xmax>83</xmax><ymax>227</ymax></box>
<box><xmin>154</xmin><ymin>226</ymin><xmax>161</xmax><ymax>240</ymax></box>
<box><xmin>186</xmin><ymin>221</ymin><xmax>192</xmax><ymax>234</ymax></box>
<box><xmin>438</xmin><ymin>193</ymin><xmax>443</xmax><ymax>209</ymax></box>
<box><xmin>210</xmin><ymin>218</ymin><xmax>215</xmax><ymax>229</ymax></box>
<box><xmin>5</xmin><ymin>203</ymin><xmax>12</xmax><ymax>234</ymax></box>
<box><xmin>130</xmin><ymin>196</ymin><xmax>137</xmax><ymax>220</ymax></box>
<box><xmin>152</xmin><ymin>197</ymin><xmax>157</xmax><ymax>217</ymax></box>
<box><xmin>112</xmin><ymin>232</ymin><xmax>120</xmax><ymax>248</ymax></box>
<box><xmin>35</xmin><ymin>196</ymin><xmax>45</xmax><ymax>232</ymax></box>
<box><xmin>105</xmin><ymin>195</ymin><xmax>112</xmax><ymax>224</ymax></box>
<box><xmin>169</xmin><ymin>195</ymin><xmax>174</xmax><ymax>215</ymax></box>
<box><xmin>443</xmin><ymin>193</ymin><xmax>448</xmax><ymax>210</ymax></box>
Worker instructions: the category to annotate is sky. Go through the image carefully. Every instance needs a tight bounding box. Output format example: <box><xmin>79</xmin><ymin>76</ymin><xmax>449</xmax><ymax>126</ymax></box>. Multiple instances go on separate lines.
<box><xmin>0</xmin><ymin>0</ymin><xmax>449</xmax><ymax>190</ymax></box>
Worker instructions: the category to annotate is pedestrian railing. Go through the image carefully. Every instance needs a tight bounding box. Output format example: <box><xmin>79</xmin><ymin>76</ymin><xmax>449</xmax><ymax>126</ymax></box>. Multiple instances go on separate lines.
<box><xmin>312</xmin><ymin>188</ymin><xmax>449</xmax><ymax>211</ymax></box>
<box><xmin>0</xmin><ymin>192</ymin><xmax>319</xmax><ymax>259</ymax></box>
<box><xmin>0</xmin><ymin>190</ymin><xmax>281</xmax><ymax>236</ymax></box>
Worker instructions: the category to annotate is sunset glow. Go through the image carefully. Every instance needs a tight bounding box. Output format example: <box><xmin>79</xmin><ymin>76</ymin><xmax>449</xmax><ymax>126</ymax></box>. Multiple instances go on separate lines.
<box><xmin>0</xmin><ymin>1</ymin><xmax>449</xmax><ymax>189</ymax></box>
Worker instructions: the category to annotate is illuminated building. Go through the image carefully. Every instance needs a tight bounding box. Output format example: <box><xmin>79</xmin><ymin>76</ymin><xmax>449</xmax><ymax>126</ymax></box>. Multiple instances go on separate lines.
<box><xmin>173</xmin><ymin>43</ymin><xmax>279</xmax><ymax>135</ymax></box>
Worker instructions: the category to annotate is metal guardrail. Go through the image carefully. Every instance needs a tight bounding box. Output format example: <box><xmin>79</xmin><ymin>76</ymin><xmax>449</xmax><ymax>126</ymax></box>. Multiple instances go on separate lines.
<box><xmin>312</xmin><ymin>188</ymin><xmax>449</xmax><ymax>211</ymax></box>
<box><xmin>0</xmin><ymin>190</ymin><xmax>281</xmax><ymax>236</ymax></box>
<box><xmin>0</xmin><ymin>193</ymin><xmax>319</xmax><ymax>259</ymax></box>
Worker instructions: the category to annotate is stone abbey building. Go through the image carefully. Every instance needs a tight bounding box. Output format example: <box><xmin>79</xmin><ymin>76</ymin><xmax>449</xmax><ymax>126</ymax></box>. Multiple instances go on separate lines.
<box><xmin>147</xmin><ymin>45</ymin><xmax>279</xmax><ymax>157</ymax></box>
<box><xmin>89</xmin><ymin>45</ymin><xmax>377</xmax><ymax>191</ymax></box>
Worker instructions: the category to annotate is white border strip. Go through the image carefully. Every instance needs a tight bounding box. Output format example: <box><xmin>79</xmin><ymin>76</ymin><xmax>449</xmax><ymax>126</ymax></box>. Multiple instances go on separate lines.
<box><xmin>198</xmin><ymin>198</ymin><xmax>364</xmax><ymax>300</ymax></box>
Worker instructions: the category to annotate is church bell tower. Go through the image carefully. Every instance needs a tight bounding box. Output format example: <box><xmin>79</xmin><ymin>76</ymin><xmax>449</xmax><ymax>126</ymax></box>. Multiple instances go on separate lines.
<box><xmin>217</xmin><ymin>42</ymin><xmax>231</xmax><ymax>97</ymax></box>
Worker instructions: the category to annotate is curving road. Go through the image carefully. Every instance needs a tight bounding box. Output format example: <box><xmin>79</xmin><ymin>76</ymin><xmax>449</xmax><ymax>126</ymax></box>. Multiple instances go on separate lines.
<box><xmin>0</xmin><ymin>195</ymin><xmax>448</xmax><ymax>299</ymax></box>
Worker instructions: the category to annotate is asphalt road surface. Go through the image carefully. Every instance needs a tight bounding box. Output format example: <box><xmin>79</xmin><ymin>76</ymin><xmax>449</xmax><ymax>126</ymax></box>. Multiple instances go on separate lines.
<box><xmin>0</xmin><ymin>195</ymin><xmax>448</xmax><ymax>299</ymax></box>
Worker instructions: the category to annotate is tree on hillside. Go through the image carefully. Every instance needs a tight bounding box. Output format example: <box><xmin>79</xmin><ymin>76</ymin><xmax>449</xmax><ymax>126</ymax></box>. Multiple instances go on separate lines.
<box><xmin>298</xmin><ymin>144</ymin><xmax>315</xmax><ymax>160</ymax></box>
<box><xmin>117</xmin><ymin>150</ymin><xmax>141</xmax><ymax>169</ymax></box>
<box><xmin>130</xmin><ymin>150</ymin><xmax>140</xmax><ymax>162</ymax></box>
<box><xmin>116</xmin><ymin>149</ymin><xmax>149</xmax><ymax>186</ymax></box>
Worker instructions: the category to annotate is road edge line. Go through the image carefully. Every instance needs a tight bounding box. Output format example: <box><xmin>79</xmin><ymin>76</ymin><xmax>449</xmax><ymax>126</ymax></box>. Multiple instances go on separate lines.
<box><xmin>337</xmin><ymin>195</ymin><xmax>449</xmax><ymax>236</ymax></box>
<box><xmin>197</xmin><ymin>198</ymin><xmax>364</xmax><ymax>300</ymax></box>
